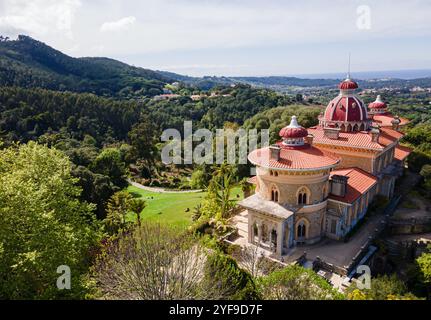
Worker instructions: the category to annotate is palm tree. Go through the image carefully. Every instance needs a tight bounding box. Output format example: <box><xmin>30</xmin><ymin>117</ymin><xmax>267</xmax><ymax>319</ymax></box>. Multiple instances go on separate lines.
<box><xmin>210</xmin><ymin>163</ymin><xmax>235</xmax><ymax>219</ymax></box>
<box><xmin>129</xmin><ymin>198</ymin><xmax>147</xmax><ymax>226</ymax></box>
<box><xmin>105</xmin><ymin>191</ymin><xmax>132</xmax><ymax>234</ymax></box>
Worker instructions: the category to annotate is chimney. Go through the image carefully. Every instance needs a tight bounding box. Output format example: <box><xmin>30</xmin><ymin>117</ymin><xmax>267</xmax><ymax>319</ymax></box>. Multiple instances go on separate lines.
<box><xmin>391</xmin><ymin>116</ymin><xmax>401</xmax><ymax>131</ymax></box>
<box><xmin>269</xmin><ymin>145</ymin><xmax>281</xmax><ymax>161</ymax></box>
<box><xmin>323</xmin><ymin>127</ymin><xmax>340</xmax><ymax>140</ymax></box>
<box><xmin>330</xmin><ymin>175</ymin><xmax>349</xmax><ymax>197</ymax></box>
<box><xmin>305</xmin><ymin>134</ymin><xmax>314</xmax><ymax>146</ymax></box>
<box><xmin>370</xmin><ymin>125</ymin><xmax>380</xmax><ymax>143</ymax></box>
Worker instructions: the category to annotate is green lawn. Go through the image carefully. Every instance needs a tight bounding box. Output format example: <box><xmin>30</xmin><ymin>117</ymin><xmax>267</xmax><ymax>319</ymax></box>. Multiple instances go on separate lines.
<box><xmin>126</xmin><ymin>185</ymin><xmax>243</xmax><ymax>227</ymax></box>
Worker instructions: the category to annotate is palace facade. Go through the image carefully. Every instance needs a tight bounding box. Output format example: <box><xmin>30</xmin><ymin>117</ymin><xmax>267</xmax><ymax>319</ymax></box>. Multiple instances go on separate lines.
<box><xmin>239</xmin><ymin>77</ymin><xmax>411</xmax><ymax>257</ymax></box>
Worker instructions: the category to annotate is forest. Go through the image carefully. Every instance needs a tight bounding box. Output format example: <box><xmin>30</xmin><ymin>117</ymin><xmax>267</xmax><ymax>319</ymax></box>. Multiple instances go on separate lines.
<box><xmin>0</xmin><ymin>35</ymin><xmax>171</xmax><ymax>98</ymax></box>
<box><xmin>0</xmin><ymin>35</ymin><xmax>431</xmax><ymax>301</ymax></box>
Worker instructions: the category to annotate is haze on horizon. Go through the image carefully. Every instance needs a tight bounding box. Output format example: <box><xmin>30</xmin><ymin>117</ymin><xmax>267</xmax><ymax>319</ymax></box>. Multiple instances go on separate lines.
<box><xmin>0</xmin><ymin>0</ymin><xmax>430</xmax><ymax>77</ymax></box>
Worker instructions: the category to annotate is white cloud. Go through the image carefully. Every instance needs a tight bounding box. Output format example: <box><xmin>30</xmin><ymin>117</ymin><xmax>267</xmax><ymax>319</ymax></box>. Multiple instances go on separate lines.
<box><xmin>69</xmin><ymin>0</ymin><xmax>431</xmax><ymax>57</ymax></box>
<box><xmin>0</xmin><ymin>0</ymin><xmax>81</xmax><ymax>39</ymax></box>
<box><xmin>0</xmin><ymin>0</ymin><xmax>430</xmax><ymax>75</ymax></box>
<box><xmin>100</xmin><ymin>16</ymin><xmax>136</xmax><ymax>32</ymax></box>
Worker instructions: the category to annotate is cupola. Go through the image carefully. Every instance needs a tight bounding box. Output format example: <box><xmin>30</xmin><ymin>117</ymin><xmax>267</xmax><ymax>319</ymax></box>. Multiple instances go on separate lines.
<box><xmin>279</xmin><ymin>116</ymin><xmax>308</xmax><ymax>147</ymax></box>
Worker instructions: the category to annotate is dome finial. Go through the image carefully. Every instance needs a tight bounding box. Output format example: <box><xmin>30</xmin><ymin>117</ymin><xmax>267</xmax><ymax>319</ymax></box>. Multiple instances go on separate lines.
<box><xmin>289</xmin><ymin>115</ymin><xmax>300</xmax><ymax>128</ymax></box>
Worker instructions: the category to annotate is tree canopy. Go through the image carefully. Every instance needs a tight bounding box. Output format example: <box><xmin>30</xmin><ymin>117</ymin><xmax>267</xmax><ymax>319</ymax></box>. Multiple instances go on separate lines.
<box><xmin>0</xmin><ymin>142</ymin><xmax>102</xmax><ymax>299</ymax></box>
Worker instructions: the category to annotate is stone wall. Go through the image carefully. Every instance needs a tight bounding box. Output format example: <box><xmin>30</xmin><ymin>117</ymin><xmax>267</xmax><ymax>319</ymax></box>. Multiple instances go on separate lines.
<box><xmin>295</xmin><ymin>207</ymin><xmax>326</xmax><ymax>244</ymax></box>
<box><xmin>257</xmin><ymin>175</ymin><xmax>329</xmax><ymax>206</ymax></box>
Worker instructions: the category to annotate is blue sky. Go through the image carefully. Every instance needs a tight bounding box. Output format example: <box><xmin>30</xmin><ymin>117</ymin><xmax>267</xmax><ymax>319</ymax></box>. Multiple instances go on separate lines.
<box><xmin>0</xmin><ymin>0</ymin><xmax>430</xmax><ymax>77</ymax></box>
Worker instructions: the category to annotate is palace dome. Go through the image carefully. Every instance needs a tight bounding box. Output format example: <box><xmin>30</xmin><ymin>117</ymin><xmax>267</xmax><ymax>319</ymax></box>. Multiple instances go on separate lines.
<box><xmin>323</xmin><ymin>95</ymin><xmax>368</xmax><ymax>122</ymax></box>
<box><xmin>319</xmin><ymin>77</ymin><xmax>371</xmax><ymax>132</ymax></box>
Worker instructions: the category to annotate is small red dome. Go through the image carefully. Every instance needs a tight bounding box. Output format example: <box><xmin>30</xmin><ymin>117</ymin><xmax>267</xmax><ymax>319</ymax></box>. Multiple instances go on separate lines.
<box><xmin>279</xmin><ymin>116</ymin><xmax>308</xmax><ymax>138</ymax></box>
<box><xmin>279</xmin><ymin>126</ymin><xmax>308</xmax><ymax>138</ymax></box>
<box><xmin>338</xmin><ymin>79</ymin><xmax>358</xmax><ymax>90</ymax></box>
<box><xmin>368</xmin><ymin>95</ymin><xmax>387</xmax><ymax>109</ymax></box>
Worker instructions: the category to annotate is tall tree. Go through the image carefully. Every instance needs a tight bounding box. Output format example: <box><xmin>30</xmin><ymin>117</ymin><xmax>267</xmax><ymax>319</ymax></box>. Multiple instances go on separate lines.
<box><xmin>0</xmin><ymin>142</ymin><xmax>101</xmax><ymax>299</ymax></box>
<box><xmin>91</xmin><ymin>148</ymin><xmax>128</xmax><ymax>188</ymax></box>
<box><xmin>128</xmin><ymin>115</ymin><xmax>158</xmax><ymax>161</ymax></box>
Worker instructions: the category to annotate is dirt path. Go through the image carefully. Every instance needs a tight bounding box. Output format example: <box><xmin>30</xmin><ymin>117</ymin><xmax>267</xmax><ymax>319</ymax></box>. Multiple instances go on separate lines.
<box><xmin>128</xmin><ymin>179</ymin><xmax>204</xmax><ymax>194</ymax></box>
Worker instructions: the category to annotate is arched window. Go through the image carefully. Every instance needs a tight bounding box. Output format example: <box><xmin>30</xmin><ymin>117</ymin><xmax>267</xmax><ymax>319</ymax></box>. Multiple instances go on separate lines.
<box><xmin>271</xmin><ymin>185</ymin><xmax>279</xmax><ymax>202</ymax></box>
<box><xmin>297</xmin><ymin>223</ymin><xmax>306</xmax><ymax>238</ymax></box>
<box><xmin>271</xmin><ymin>229</ymin><xmax>277</xmax><ymax>247</ymax></box>
<box><xmin>261</xmin><ymin>224</ymin><xmax>268</xmax><ymax>242</ymax></box>
<box><xmin>253</xmin><ymin>223</ymin><xmax>258</xmax><ymax>237</ymax></box>
<box><xmin>297</xmin><ymin>187</ymin><xmax>309</xmax><ymax>205</ymax></box>
<box><xmin>271</xmin><ymin>184</ymin><xmax>280</xmax><ymax>202</ymax></box>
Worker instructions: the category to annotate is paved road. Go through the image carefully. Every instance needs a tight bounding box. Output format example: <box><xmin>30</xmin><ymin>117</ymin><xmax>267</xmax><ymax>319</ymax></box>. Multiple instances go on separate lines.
<box><xmin>286</xmin><ymin>213</ymin><xmax>385</xmax><ymax>267</ymax></box>
<box><xmin>128</xmin><ymin>179</ymin><xmax>203</xmax><ymax>194</ymax></box>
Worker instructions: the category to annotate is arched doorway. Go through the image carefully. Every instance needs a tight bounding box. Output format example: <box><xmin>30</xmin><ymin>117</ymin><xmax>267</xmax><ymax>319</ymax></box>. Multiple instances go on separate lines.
<box><xmin>284</xmin><ymin>227</ymin><xmax>290</xmax><ymax>250</ymax></box>
<box><xmin>261</xmin><ymin>224</ymin><xmax>269</xmax><ymax>243</ymax></box>
<box><xmin>296</xmin><ymin>219</ymin><xmax>309</xmax><ymax>244</ymax></box>
<box><xmin>271</xmin><ymin>185</ymin><xmax>279</xmax><ymax>202</ymax></box>
<box><xmin>253</xmin><ymin>223</ymin><xmax>258</xmax><ymax>243</ymax></box>
<box><xmin>297</xmin><ymin>223</ymin><xmax>306</xmax><ymax>238</ymax></box>
<box><xmin>271</xmin><ymin>229</ymin><xmax>277</xmax><ymax>251</ymax></box>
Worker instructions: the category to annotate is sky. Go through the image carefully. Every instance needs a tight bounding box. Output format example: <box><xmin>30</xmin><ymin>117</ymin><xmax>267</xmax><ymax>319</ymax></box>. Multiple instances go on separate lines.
<box><xmin>0</xmin><ymin>0</ymin><xmax>430</xmax><ymax>77</ymax></box>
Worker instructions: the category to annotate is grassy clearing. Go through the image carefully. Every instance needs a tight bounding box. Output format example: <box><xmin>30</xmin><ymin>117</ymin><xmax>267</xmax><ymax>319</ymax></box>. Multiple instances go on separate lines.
<box><xmin>126</xmin><ymin>185</ymin><xmax>243</xmax><ymax>227</ymax></box>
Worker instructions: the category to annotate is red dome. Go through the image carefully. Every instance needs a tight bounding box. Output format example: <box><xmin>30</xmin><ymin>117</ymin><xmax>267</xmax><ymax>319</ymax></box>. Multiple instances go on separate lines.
<box><xmin>279</xmin><ymin>126</ymin><xmax>308</xmax><ymax>138</ymax></box>
<box><xmin>338</xmin><ymin>79</ymin><xmax>358</xmax><ymax>90</ymax></box>
<box><xmin>323</xmin><ymin>95</ymin><xmax>368</xmax><ymax>122</ymax></box>
<box><xmin>368</xmin><ymin>95</ymin><xmax>387</xmax><ymax>109</ymax></box>
<box><xmin>279</xmin><ymin>116</ymin><xmax>308</xmax><ymax>139</ymax></box>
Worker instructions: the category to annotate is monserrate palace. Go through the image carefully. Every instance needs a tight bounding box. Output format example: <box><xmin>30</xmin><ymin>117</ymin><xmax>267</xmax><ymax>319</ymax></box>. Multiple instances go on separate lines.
<box><xmin>239</xmin><ymin>77</ymin><xmax>411</xmax><ymax>258</ymax></box>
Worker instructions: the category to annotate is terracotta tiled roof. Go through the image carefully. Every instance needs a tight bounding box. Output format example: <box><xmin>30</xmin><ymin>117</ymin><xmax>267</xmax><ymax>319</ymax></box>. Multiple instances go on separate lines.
<box><xmin>248</xmin><ymin>145</ymin><xmax>339</xmax><ymax>171</ymax></box>
<box><xmin>394</xmin><ymin>145</ymin><xmax>412</xmax><ymax>162</ymax></box>
<box><xmin>372</xmin><ymin>114</ymin><xmax>409</xmax><ymax>127</ymax></box>
<box><xmin>328</xmin><ymin>168</ymin><xmax>378</xmax><ymax>204</ymax></box>
<box><xmin>308</xmin><ymin>126</ymin><xmax>402</xmax><ymax>150</ymax></box>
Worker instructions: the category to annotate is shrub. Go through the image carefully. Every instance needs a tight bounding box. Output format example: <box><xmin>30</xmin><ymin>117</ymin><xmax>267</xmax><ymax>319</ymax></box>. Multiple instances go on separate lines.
<box><xmin>257</xmin><ymin>265</ymin><xmax>344</xmax><ymax>300</ymax></box>
<box><xmin>202</xmin><ymin>253</ymin><xmax>259</xmax><ymax>300</ymax></box>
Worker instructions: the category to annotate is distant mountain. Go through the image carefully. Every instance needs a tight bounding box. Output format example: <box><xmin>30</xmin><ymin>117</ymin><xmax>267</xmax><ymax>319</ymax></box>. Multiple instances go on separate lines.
<box><xmin>231</xmin><ymin>76</ymin><xmax>339</xmax><ymax>88</ymax></box>
<box><xmin>1</xmin><ymin>35</ymin><xmax>430</xmax><ymax>97</ymax></box>
<box><xmin>0</xmin><ymin>35</ymin><xmax>173</xmax><ymax>98</ymax></box>
<box><xmin>161</xmin><ymin>70</ymin><xmax>431</xmax><ymax>91</ymax></box>
<box><xmin>293</xmin><ymin>69</ymin><xmax>431</xmax><ymax>80</ymax></box>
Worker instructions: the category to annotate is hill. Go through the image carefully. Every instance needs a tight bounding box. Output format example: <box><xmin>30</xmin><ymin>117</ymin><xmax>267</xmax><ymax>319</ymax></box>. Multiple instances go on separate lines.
<box><xmin>0</xmin><ymin>35</ymin><xmax>173</xmax><ymax>98</ymax></box>
<box><xmin>160</xmin><ymin>71</ymin><xmax>431</xmax><ymax>92</ymax></box>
